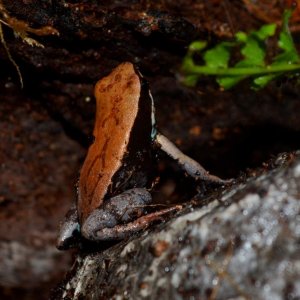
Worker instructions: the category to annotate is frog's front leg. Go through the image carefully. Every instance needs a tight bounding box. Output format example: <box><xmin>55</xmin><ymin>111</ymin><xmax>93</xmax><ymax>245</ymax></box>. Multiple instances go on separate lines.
<box><xmin>57</xmin><ymin>205</ymin><xmax>80</xmax><ymax>250</ymax></box>
<box><xmin>155</xmin><ymin>133</ymin><xmax>230</xmax><ymax>184</ymax></box>
<box><xmin>81</xmin><ymin>188</ymin><xmax>181</xmax><ymax>241</ymax></box>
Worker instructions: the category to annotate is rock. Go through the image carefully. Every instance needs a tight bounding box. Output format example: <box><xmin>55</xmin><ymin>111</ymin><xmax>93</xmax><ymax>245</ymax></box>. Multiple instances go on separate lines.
<box><xmin>53</xmin><ymin>152</ymin><xmax>300</xmax><ymax>299</ymax></box>
<box><xmin>0</xmin><ymin>82</ymin><xmax>84</xmax><ymax>299</ymax></box>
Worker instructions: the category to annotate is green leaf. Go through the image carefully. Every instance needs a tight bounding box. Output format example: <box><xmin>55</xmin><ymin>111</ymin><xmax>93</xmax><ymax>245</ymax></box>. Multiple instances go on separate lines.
<box><xmin>235</xmin><ymin>32</ymin><xmax>247</xmax><ymax>42</ymax></box>
<box><xmin>279</xmin><ymin>10</ymin><xmax>295</xmax><ymax>52</ymax></box>
<box><xmin>217</xmin><ymin>76</ymin><xmax>245</xmax><ymax>90</ymax></box>
<box><xmin>253</xmin><ymin>24</ymin><xmax>277</xmax><ymax>41</ymax></box>
<box><xmin>220</xmin><ymin>24</ymin><xmax>277</xmax><ymax>88</ymax></box>
<box><xmin>188</xmin><ymin>41</ymin><xmax>207</xmax><ymax>53</ymax></box>
<box><xmin>240</xmin><ymin>38</ymin><xmax>265</xmax><ymax>66</ymax></box>
<box><xmin>203</xmin><ymin>42</ymin><xmax>233</xmax><ymax>69</ymax></box>
<box><xmin>181</xmin><ymin>9</ymin><xmax>300</xmax><ymax>90</ymax></box>
<box><xmin>278</xmin><ymin>29</ymin><xmax>295</xmax><ymax>54</ymax></box>
<box><xmin>182</xmin><ymin>55</ymin><xmax>195</xmax><ymax>72</ymax></box>
<box><xmin>183</xmin><ymin>75</ymin><xmax>198</xmax><ymax>87</ymax></box>
<box><xmin>182</xmin><ymin>41</ymin><xmax>208</xmax><ymax>73</ymax></box>
<box><xmin>274</xmin><ymin>9</ymin><xmax>299</xmax><ymax>64</ymax></box>
<box><xmin>252</xmin><ymin>74</ymin><xmax>279</xmax><ymax>89</ymax></box>
<box><xmin>236</xmin><ymin>24</ymin><xmax>276</xmax><ymax>67</ymax></box>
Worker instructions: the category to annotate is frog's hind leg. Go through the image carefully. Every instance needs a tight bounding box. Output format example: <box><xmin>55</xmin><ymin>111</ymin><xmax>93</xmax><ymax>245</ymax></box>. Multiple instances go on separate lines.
<box><xmin>81</xmin><ymin>188</ymin><xmax>181</xmax><ymax>241</ymax></box>
<box><xmin>155</xmin><ymin>133</ymin><xmax>230</xmax><ymax>184</ymax></box>
<box><xmin>85</xmin><ymin>206</ymin><xmax>181</xmax><ymax>241</ymax></box>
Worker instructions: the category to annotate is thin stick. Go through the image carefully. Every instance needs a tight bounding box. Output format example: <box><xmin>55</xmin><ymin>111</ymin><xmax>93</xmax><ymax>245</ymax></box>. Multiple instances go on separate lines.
<box><xmin>0</xmin><ymin>22</ymin><xmax>23</xmax><ymax>88</ymax></box>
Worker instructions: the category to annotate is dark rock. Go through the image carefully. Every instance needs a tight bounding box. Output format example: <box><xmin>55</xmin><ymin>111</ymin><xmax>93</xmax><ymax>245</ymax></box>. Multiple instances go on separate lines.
<box><xmin>0</xmin><ymin>81</ymin><xmax>84</xmax><ymax>299</ymax></box>
<box><xmin>53</xmin><ymin>152</ymin><xmax>300</xmax><ymax>299</ymax></box>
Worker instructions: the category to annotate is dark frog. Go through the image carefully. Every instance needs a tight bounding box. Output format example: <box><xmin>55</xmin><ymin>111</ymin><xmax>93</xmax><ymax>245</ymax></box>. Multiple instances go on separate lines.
<box><xmin>57</xmin><ymin>62</ymin><xmax>228</xmax><ymax>249</ymax></box>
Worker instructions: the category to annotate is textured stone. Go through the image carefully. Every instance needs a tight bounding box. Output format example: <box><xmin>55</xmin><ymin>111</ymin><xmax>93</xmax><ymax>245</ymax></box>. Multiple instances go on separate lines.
<box><xmin>55</xmin><ymin>152</ymin><xmax>300</xmax><ymax>299</ymax></box>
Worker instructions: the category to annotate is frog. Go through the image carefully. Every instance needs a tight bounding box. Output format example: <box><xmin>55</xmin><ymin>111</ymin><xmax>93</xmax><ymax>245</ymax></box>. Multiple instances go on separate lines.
<box><xmin>57</xmin><ymin>62</ymin><xmax>227</xmax><ymax>250</ymax></box>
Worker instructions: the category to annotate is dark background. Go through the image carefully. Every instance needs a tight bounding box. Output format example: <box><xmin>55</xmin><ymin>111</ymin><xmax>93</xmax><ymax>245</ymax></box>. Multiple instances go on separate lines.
<box><xmin>1</xmin><ymin>1</ymin><xmax>300</xmax><ymax>298</ymax></box>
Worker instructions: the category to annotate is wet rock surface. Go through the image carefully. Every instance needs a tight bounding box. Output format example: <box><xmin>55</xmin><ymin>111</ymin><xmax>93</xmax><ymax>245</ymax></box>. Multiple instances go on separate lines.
<box><xmin>53</xmin><ymin>152</ymin><xmax>300</xmax><ymax>299</ymax></box>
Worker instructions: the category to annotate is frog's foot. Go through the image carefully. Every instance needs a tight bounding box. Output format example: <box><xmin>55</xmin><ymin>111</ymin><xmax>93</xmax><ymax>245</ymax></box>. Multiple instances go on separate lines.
<box><xmin>81</xmin><ymin>188</ymin><xmax>182</xmax><ymax>241</ymax></box>
<box><xmin>155</xmin><ymin>133</ymin><xmax>231</xmax><ymax>184</ymax></box>
<box><xmin>57</xmin><ymin>205</ymin><xmax>80</xmax><ymax>250</ymax></box>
